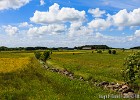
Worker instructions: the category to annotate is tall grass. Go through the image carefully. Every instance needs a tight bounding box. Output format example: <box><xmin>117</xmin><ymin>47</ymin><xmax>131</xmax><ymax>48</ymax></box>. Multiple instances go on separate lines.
<box><xmin>0</xmin><ymin>57</ymin><xmax>114</xmax><ymax>100</ymax></box>
<box><xmin>48</xmin><ymin>50</ymin><xmax>133</xmax><ymax>83</ymax></box>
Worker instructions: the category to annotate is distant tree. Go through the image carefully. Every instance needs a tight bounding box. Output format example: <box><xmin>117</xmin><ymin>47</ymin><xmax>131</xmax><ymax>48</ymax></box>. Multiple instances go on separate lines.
<box><xmin>108</xmin><ymin>50</ymin><xmax>112</xmax><ymax>54</ymax></box>
<box><xmin>97</xmin><ymin>50</ymin><xmax>102</xmax><ymax>53</ymax></box>
<box><xmin>112</xmin><ymin>50</ymin><xmax>116</xmax><ymax>54</ymax></box>
<box><xmin>122</xmin><ymin>48</ymin><xmax>125</xmax><ymax>52</ymax></box>
<box><xmin>0</xmin><ymin>46</ymin><xmax>8</xmax><ymax>51</ymax></box>
<box><xmin>122</xmin><ymin>52</ymin><xmax>140</xmax><ymax>85</ymax></box>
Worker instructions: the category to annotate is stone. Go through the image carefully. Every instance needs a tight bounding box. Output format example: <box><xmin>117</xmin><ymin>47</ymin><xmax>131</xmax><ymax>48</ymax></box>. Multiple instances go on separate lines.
<box><xmin>99</xmin><ymin>81</ymin><xmax>109</xmax><ymax>86</ymax></box>
<box><xmin>106</xmin><ymin>85</ymin><xmax>114</xmax><ymax>90</ymax></box>
<box><xmin>69</xmin><ymin>73</ymin><xmax>73</xmax><ymax>77</ymax></box>
<box><xmin>122</xmin><ymin>85</ymin><xmax>129</xmax><ymax>89</ymax></box>
<box><xmin>122</xmin><ymin>88</ymin><xmax>134</xmax><ymax>93</ymax></box>
<box><xmin>63</xmin><ymin>71</ymin><xmax>69</xmax><ymax>75</ymax></box>
<box><xmin>110</xmin><ymin>82</ymin><xmax>115</xmax><ymax>85</ymax></box>
<box><xmin>79</xmin><ymin>76</ymin><xmax>84</xmax><ymax>81</ymax></box>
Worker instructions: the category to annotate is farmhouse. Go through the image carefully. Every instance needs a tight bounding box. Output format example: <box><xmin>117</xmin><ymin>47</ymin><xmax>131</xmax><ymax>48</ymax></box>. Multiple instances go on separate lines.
<box><xmin>82</xmin><ymin>46</ymin><xmax>92</xmax><ymax>50</ymax></box>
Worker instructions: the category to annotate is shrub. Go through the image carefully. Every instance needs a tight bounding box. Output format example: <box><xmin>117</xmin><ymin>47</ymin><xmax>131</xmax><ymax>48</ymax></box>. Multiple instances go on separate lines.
<box><xmin>34</xmin><ymin>51</ymin><xmax>41</xmax><ymax>59</ymax></box>
<box><xmin>122</xmin><ymin>52</ymin><xmax>140</xmax><ymax>84</ymax></box>
<box><xmin>97</xmin><ymin>50</ymin><xmax>102</xmax><ymax>53</ymax></box>
<box><xmin>34</xmin><ymin>50</ymin><xmax>50</xmax><ymax>62</ymax></box>
<box><xmin>112</xmin><ymin>50</ymin><xmax>116</xmax><ymax>54</ymax></box>
<box><xmin>40</xmin><ymin>51</ymin><xmax>50</xmax><ymax>62</ymax></box>
<box><xmin>108</xmin><ymin>50</ymin><xmax>112</xmax><ymax>54</ymax></box>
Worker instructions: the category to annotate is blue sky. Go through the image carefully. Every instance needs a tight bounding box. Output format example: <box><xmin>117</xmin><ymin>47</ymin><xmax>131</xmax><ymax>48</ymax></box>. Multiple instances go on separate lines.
<box><xmin>0</xmin><ymin>0</ymin><xmax>140</xmax><ymax>48</ymax></box>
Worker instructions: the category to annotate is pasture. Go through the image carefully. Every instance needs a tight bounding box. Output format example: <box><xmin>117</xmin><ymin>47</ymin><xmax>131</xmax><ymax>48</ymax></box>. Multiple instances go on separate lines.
<box><xmin>0</xmin><ymin>50</ymin><xmax>139</xmax><ymax>99</ymax></box>
<box><xmin>49</xmin><ymin>50</ymin><xmax>134</xmax><ymax>82</ymax></box>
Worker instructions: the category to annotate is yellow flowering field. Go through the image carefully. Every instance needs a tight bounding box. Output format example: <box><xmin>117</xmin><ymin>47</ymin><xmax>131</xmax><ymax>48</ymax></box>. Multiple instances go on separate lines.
<box><xmin>0</xmin><ymin>57</ymin><xmax>31</xmax><ymax>73</ymax></box>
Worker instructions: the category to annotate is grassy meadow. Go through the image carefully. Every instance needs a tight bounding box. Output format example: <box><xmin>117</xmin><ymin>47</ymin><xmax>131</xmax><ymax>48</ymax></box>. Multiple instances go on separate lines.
<box><xmin>49</xmin><ymin>50</ymin><xmax>134</xmax><ymax>82</ymax></box>
<box><xmin>0</xmin><ymin>50</ymin><xmax>140</xmax><ymax>99</ymax></box>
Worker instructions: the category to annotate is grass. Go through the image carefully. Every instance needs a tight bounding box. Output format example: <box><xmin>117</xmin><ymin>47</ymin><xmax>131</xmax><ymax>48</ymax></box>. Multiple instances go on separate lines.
<box><xmin>0</xmin><ymin>52</ymin><xmax>115</xmax><ymax>100</ymax></box>
<box><xmin>0</xmin><ymin>50</ymin><xmax>140</xmax><ymax>99</ymax></box>
<box><xmin>48</xmin><ymin>50</ymin><xmax>137</xmax><ymax>83</ymax></box>
<box><xmin>0</xmin><ymin>57</ymin><xmax>31</xmax><ymax>73</ymax></box>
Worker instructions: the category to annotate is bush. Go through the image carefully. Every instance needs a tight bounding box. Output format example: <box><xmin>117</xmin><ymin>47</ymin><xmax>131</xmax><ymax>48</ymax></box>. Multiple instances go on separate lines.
<box><xmin>112</xmin><ymin>50</ymin><xmax>116</xmax><ymax>54</ymax></box>
<box><xmin>34</xmin><ymin>50</ymin><xmax>50</xmax><ymax>62</ymax></box>
<box><xmin>108</xmin><ymin>50</ymin><xmax>112</xmax><ymax>54</ymax></box>
<box><xmin>122</xmin><ymin>52</ymin><xmax>140</xmax><ymax>84</ymax></box>
<box><xmin>40</xmin><ymin>51</ymin><xmax>50</xmax><ymax>62</ymax></box>
<box><xmin>34</xmin><ymin>51</ymin><xmax>41</xmax><ymax>59</ymax></box>
<box><xmin>97</xmin><ymin>50</ymin><xmax>102</xmax><ymax>53</ymax></box>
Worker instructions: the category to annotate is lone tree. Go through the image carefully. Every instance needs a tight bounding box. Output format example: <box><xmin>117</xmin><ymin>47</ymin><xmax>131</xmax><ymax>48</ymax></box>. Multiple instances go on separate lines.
<box><xmin>112</xmin><ymin>50</ymin><xmax>116</xmax><ymax>54</ymax></box>
<box><xmin>34</xmin><ymin>51</ymin><xmax>41</xmax><ymax>59</ymax></box>
<box><xmin>40</xmin><ymin>51</ymin><xmax>50</xmax><ymax>62</ymax></box>
<box><xmin>34</xmin><ymin>50</ymin><xmax>50</xmax><ymax>62</ymax></box>
<box><xmin>108</xmin><ymin>50</ymin><xmax>112</xmax><ymax>54</ymax></box>
<box><xmin>122</xmin><ymin>52</ymin><xmax>140</xmax><ymax>85</ymax></box>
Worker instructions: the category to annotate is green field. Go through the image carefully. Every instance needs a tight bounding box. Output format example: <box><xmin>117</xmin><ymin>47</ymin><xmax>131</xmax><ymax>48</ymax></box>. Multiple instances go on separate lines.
<box><xmin>0</xmin><ymin>50</ymin><xmax>140</xmax><ymax>99</ymax></box>
<box><xmin>49</xmin><ymin>50</ymin><xmax>132</xmax><ymax>82</ymax></box>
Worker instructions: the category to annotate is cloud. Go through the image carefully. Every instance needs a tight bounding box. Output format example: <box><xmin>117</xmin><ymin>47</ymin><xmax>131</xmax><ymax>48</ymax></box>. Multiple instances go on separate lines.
<box><xmin>109</xmin><ymin>8</ymin><xmax>140</xmax><ymax>27</ymax></box>
<box><xmin>27</xmin><ymin>24</ymin><xmax>66</xmax><ymax>36</ymax></box>
<box><xmin>40</xmin><ymin>0</ymin><xmax>45</xmax><ymax>6</ymax></box>
<box><xmin>88</xmin><ymin>8</ymin><xmax>106</xmax><ymax>17</ymax></box>
<box><xmin>30</xmin><ymin>3</ymin><xmax>86</xmax><ymax>24</ymax></box>
<box><xmin>2</xmin><ymin>25</ymin><xmax>19</xmax><ymax>36</ymax></box>
<box><xmin>68</xmin><ymin>22</ymin><xmax>93</xmax><ymax>37</ymax></box>
<box><xmin>0</xmin><ymin>0</ymin><xmax>30</xmax><ymax>10</ymax></box>
<box><xmin>88</xmin><ymin>18</ymin><xmax>111</xmax><ymax>30</ymax></box>
<box><xmin>19</xmin><ymin>22</ymin><xmax>33</xmax><ymax>27</ymax></box>
<box><xmin>88</xmin><ymin>8</ymin><xmax>140</xmax><ymax>30</ymax></box>
<box><xmin>134</xmin><ymin>30</ymin><xmax>140</xmax><ymax>37</ymax></box>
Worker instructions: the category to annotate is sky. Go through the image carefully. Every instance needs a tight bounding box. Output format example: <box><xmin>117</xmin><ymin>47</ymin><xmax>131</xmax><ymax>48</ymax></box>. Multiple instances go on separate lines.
<box><xmin>0</xmin><ymin>0</ymin><xmax>140</xmax><ymax>48</ymax></box>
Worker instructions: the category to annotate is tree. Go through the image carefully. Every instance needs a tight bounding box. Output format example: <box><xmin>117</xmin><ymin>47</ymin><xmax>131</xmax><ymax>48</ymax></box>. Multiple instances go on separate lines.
<box><xmin>40</xmin><ymin>51</ymin><xmax>50</xmax><ymax>62</ymax></box>
<box><xmin>112</xmin><ymin>50</ymin><xmax>116</xmax><ymax>54</ymax></box>
<box><xmin>108</xmin><ymin>50</ymin><xmax>112</xmax><ymax>54</ymax></box>
<box><xmin>97</xmin><ymin>50</ymin><xmax>102</xmax><ymax>53</ymax></box>
<box><xmin>122</xmin><ymin>52</ymin><xmax>140</xmax><ymax>85</ymax></box>
<box><xmin>34</xmin><ymin>51</ymin><xmax>41</xmax><ymax>59</ymax></box>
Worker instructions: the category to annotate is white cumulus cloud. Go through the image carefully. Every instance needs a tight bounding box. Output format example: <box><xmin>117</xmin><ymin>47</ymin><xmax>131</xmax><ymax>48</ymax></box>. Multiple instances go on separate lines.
<box><xmin>0</xmin><ymin>0</ymin><xmax>30</xmax><ymax>10</ymax></box>
<box><xmin>88</xmin><ymin>18</ymin><xmax>111</xmax><ymax>30</ymax></box>
<box><xmin>3</xmin><ymin>25</ymin><xmax>19</xmax><ymax>36</ymax></box>
<box><xmin>40</xmin><ymin>0</ymin><xmax>45</xmax><ymax>6</ymax></box>
<box><xmin>134</xmin><ymin>30</ymin><xmax>140</xmax><ymax>37</ymax></box>
<box><xmin>109</xmin><ymin>8</ymin><xmax>140</xmax><ymax>26</ymax></box>
<box><xmin>30</xmin><ymin>3</ymin><xmax>86</xmax><ymax>24</ymax></box>
<box><xmin>88</xmin><ymin>8</ymin><xmax>106</xmax><ymax>17</ymax></box>
<box><xmin>27</xmin><ymin>24</ymin><xmax>66</xmax><ymax>36</ymax></box>
<box><xmin>68</xmin><ymin>22</ymin><xmax>93</xmax><ymax>37</ymax></box>
<box><xmin>19</xmin><ymin>22</ymin><xmax>33</xmax><ymax>27</ymax></box>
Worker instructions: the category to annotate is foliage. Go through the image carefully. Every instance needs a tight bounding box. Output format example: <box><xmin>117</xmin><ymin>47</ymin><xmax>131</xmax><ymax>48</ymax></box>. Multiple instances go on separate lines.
<box><xmin>34</xmin><ymin>50</ymin><xmax>50</xmax><ymax>62</ymax></box>
<box><xmin>40</xmin><ymin>51</ymin><xmax>50</xmax><ymax>62</ymax></box>
<box><xmin>112</xmin><ymin>50</ymin><xmax>116</xmax><ymax>54</ymax></box>
<box><xmin>122</xmin><ymin>52</ymin><xmax>140</xmax><ymax>84</ymax></box>
<box><xmin>108</xmin><ymin>50</ymin><xmax>112</xmax><ymax>54</ymax></box>
<box><xmin>96</xmin><ymin>50</ymin><xmax>102</xmax><ymax>53</ymax></box>
<box><xmin>34</xmin><ymin>51</ymin><xmax>41</xmax><ymax>59</ymax></box>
